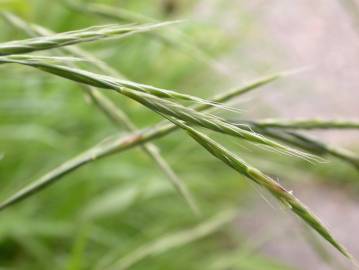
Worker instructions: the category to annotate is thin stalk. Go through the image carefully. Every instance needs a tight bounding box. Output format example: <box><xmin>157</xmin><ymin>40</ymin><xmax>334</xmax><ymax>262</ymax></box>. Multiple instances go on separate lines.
<box><xmin>2</xmin><ymin>12</ymin><xmax>199</xmax><ymax>215</ymax></box>
<box><xmin>86</xmin><ymin>89</ymin><xmax>199</xmax><ymax>215</ymax></box>
<box><xmin>252</xmin><ymin>118</ymin><xmax>359</xmax><ymax>130</ymax></box>
<box><xmin>0</xmin><ymin>55</ymin><xmax>316</xmax><ymax>161</ymax></box>
<box><xmin>0</xmin><ymin>21</ymin><xmax>178</xmax><ymax>56</ymax></box>
<box><xmin>236</xmin><ymin>122</ymin><xmax>359</xmax><ymax>171</ymax></box>
<box><xmin>64</xmin><ymin>1</ymin><xmax>221</xmax><ymax>73</ymax></box>
<box><xmin>163</xmin><ymin>116</ymin><xmax>353</xmax><ymax>260</ymax></box>
<box><xmin>1</xmin><ymin>12</ymin><xmax>123</xmax><ymax>78</ymax></box>
<box><xmin>98</xmin><ymin>210</ymin><xmax>237</xmax><ymax>270</ymax></box>
<box><xmin>0</xmin><ymin>72</ymin><xmax>283</xmax><ymax>211</ymax></box>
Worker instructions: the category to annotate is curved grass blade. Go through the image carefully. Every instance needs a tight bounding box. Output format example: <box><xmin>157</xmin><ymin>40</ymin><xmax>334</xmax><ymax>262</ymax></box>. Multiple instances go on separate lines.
<box><xmin>0</xmin><ymin>55</ymin><xmax>316</xmax><ymax>161</ymax></box>
<box><xmin>2</xmin><ymin>12</ymin><xmax>199</xmax><ymax>215</ymax></box>
<box><xmin>87</xmin><ymin>89</ymin><xmax>200</xmax><ymax>215</ymax></box>
<box><xmin>0</xmin><ymin>71</ymin><xmax>284</xmax><ymax>211</ymax></box>
<box><xmin>0</xmin><ymin>20</ymin><xmax>178</xmax><ymax>56</ymax></box>
<box><xmin>163</xmin><ymin>116</ymin><xmax>354</xmax><ymax>261</ymax></box>
<box><xmin>98</xmin><ymin>210</ymin><xmax>237</xmax><ymax>270</ymax></box>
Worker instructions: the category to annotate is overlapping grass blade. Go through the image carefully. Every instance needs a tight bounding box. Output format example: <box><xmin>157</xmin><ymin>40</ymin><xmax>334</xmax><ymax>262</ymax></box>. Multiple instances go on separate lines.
<box><xmin>97</xmin><ymin>210</ymin><xmax>237</xmax><ymax>270</ymax></box>
<box><xmin>0</xmin><ymin>55</ymin><xmax>316</xmax><ymax>161</ymax></box>
<box><xmin>0</xmin><ymin>20</ymin><xmax>177</xmax><ymax>56</ymax></box>
<box><xmin>2</xmin><ymin>12</ymin><xmax>199</xmax><ymax>215</ymax></box>
<box><xmin>0</xmin><ymin>72</ymin><xmax>284</xmax><ymax>211</ymax></box>
<box><xmin>85</xmin><ymin>89</ymin><xmax>200</xmax><ymax>215</ymax></box>
<box><xmin>252</xmin><ymin>118</ymin><xmax>359</xmax><ymax>130</ymax></box>
<box><xmin>163</xmin><ymin>116</ymin><xmax>353</xmax><ymax>260</ymax></box>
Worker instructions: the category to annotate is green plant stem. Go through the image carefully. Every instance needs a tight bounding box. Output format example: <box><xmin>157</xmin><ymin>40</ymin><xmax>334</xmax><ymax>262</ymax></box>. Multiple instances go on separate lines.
<box><xmin>0</xmin><ymin>73</ymin><xmax>282</xmax><ymax>211</ymax></box>
<box><xmin>64</xmin><ymin>0</ymin><xmax>220</xmax><ymax>72</ymax></box>
<box><xmin>0</xmin><ymin>55</ymin><xmax>314</xmax><ymax>161</ymax></box>
<box><xmin>2</xmin><ymin>12</ymin><xmax>199</xmax><ymax>216</ymax></box>
<box><xmin>237</xmin><ymin>123</ymin><xmax>359</xmax><ymax>171</ymax></box>
<box><xmin>162</xmin><ymin>116</ymin><xmax>353</xmax><ymax>260</ymax></box>
<box><xmin>252</xmin><ymin>118</ymin><xmax>359</xmax><ymax>130</ymax></box>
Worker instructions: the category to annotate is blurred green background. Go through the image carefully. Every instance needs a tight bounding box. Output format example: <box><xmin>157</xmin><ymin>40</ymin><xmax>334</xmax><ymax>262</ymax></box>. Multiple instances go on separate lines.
<box><xmin>0</xmin><ymin>1</ymin><xmax>358</xmax><ymax>269</ymax></box>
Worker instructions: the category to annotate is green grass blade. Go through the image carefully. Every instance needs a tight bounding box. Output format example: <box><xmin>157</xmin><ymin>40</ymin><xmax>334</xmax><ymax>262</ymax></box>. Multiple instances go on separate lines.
<box><xmin>99</xmin><ymin>210</ymin><xmax>237</xmax><ymax>270</ymax></box>
<box><xmin>0</xmin><ymin>19</ymin><xmax>178</xmax><ymax>56</ymax></box>
<box><xmin>163</xmin><ymin>116</ymin><xmax>354</xmax><ymax>261</ymax></box>
<box><xmin>0</xmin><ymin>55</ymin><xmax>316</xmax><ymax>161</ymax></box>
<box><xmin>277</xmin><ymin>131</ymin><xmax>359</xmax><ymax>170</ymax></box>
<box><xmin>64</xmin><ymin>0</ymin><xmax>156</xmax><ymax>24</ymax></box>
<box><xmin>252</xmin><ymin>118</ymin><xmax>359</xmax><ymax>130</ymax></box>
<box><xmin>234</xmin><ymin>122</ymin><xmax>359</xmax><ymax>171</ymax></box>
<box><xmin>0</xmin><ymin>71</ymin><xmax>283</xmax><ymax>211</ymax></box>
<box><xmin>2</xmin><ymin>12</ymin><xmax>199</xmax><ymax>215</ymax></box>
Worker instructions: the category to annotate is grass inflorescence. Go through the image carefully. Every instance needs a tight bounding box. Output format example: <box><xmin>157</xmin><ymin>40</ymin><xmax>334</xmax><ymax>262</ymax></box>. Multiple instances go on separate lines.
<box><xmin>0</xmin><ymin>7</ymin><xmax>358</xmax><ymax>269</ymax></box>
<box><xmin>2</xmin><ymin>11</ymin><xmax>199</xmax><ymax>215</ymax></box>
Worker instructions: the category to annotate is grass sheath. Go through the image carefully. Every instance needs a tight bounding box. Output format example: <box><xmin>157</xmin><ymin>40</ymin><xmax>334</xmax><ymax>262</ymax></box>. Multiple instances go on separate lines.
<box><xmin>2</xmin><ymin>12</ymin><xmax>199</xmax><ymax>215</ymax></box>
<box><xmin>163</xmin><ymin>116</ymin><xmax>353</xmax><ymax>260</ymax></box>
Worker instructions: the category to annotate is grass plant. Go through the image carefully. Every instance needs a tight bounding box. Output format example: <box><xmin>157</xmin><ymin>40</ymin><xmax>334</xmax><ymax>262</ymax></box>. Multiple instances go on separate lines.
<box><xmin>0</xmin><ymin>5</ymin><xmax>358</xmax><ymax>270</ymax></box>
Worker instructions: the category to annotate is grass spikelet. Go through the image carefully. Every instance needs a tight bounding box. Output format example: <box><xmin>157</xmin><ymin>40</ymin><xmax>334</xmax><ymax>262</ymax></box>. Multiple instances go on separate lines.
<box><xmin>0</xmin><ymin>55</ymin><xmax>318</xmax><ymax>162</ymax></box>
<box><xmin>163</xmin><ymin>116</ymin><xmax>354</xmax><ymax>260</ymax></box>
<box><xmin>0</xmin><ymin>20</ymin><xmax>178</xmax><ymax>56</ymax></box>
<box><xmin>0</xmin><ymin>70</ymin><xmax>283</xmax><ymax>211</ymax></box>
<box><xmin>1</xmin><ymin>12</ymin><xmax>200</xmax><ymax>215</ymax></box>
